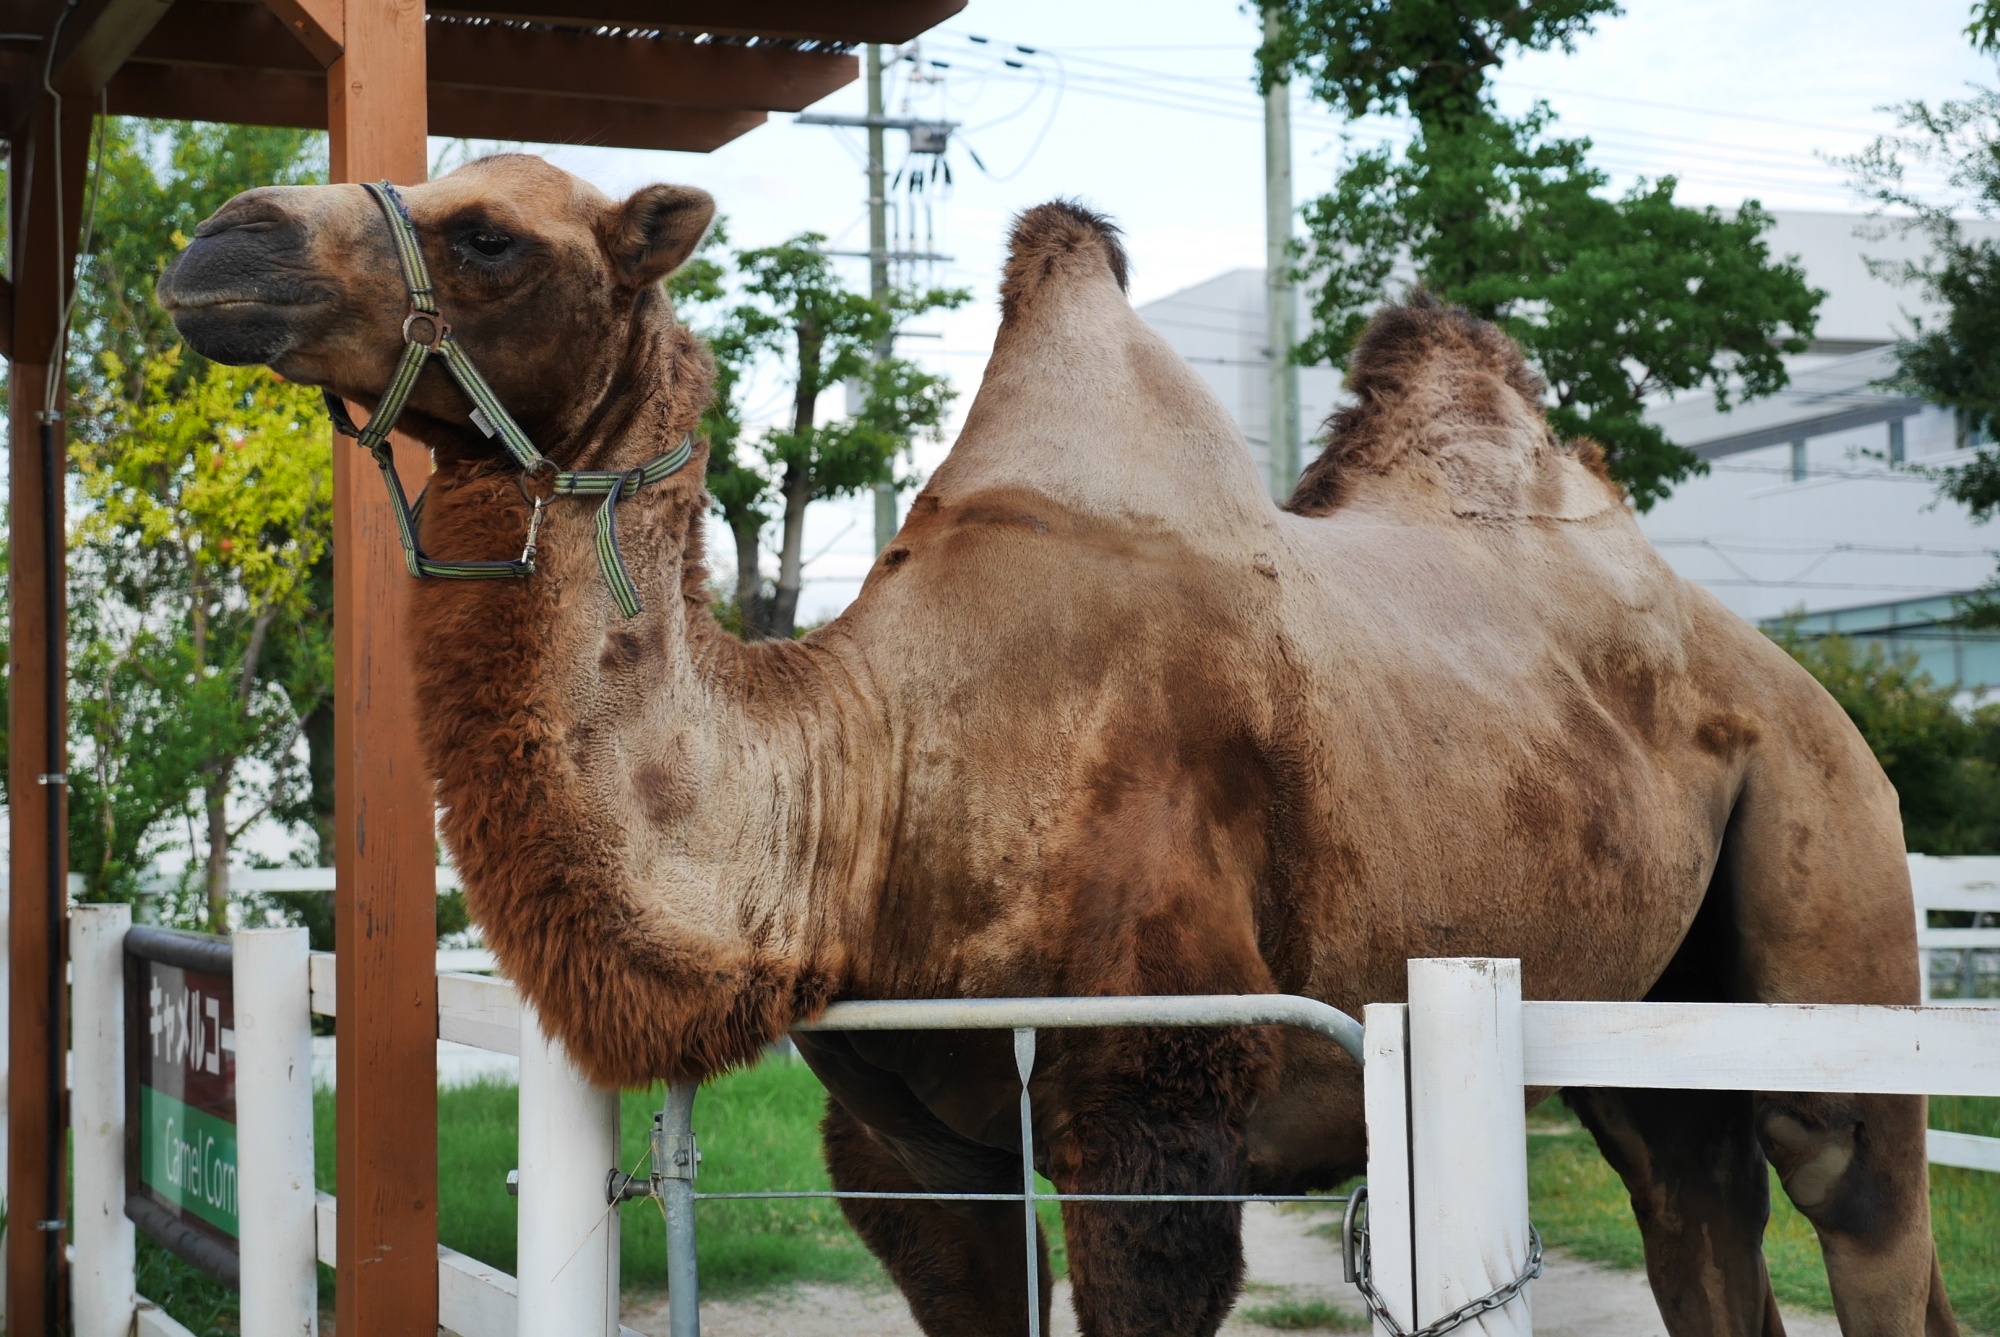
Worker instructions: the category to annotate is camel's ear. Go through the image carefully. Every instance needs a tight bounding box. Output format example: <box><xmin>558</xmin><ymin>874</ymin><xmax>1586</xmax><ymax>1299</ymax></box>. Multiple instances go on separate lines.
<box><xmin>604</xmin><ymin>184</ymin><xmax>715</xmax><ymax>288</ymax></box>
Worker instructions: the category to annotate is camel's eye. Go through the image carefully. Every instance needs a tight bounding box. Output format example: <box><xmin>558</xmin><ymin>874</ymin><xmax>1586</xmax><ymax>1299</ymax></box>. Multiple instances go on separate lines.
<box><xmin>466</xmin><ymin>231</ymin><xmax>512</xmax><ymax>258</ymax></box>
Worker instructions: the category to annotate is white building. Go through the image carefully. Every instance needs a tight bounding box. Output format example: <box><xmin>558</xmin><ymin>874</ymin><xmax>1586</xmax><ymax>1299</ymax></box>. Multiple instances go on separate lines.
<box><xmin>1137</xmin><ymin>212</ymin><xmax>2000</xmax><ymax>689</ymax></box>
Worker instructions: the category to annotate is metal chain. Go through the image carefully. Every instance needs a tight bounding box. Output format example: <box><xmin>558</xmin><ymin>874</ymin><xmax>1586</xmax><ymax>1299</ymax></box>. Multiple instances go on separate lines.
<box><xmin>1343</xmin><ymin>1186</ymin><xmax>1543</xmax><ymax>1337</ymax></box>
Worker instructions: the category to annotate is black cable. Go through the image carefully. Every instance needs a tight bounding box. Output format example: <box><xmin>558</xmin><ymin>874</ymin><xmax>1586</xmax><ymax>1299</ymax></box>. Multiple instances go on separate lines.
<box><xmin>39</xmin><ymin>413</ymin><xmax>64</xmax><ymax>1337</ymax></box>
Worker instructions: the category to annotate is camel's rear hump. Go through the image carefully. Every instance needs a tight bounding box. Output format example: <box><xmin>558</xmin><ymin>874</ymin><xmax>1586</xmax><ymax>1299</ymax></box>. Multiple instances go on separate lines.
<box><xmin>1290</xmin><ymin>295</ymin><xmax>1621</xmax><ymax>524</ymax></box>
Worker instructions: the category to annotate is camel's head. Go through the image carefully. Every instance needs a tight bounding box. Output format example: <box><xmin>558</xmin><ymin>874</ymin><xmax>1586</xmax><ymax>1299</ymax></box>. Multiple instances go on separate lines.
<box><xmin>159</xmin><ymin>154</ymin><xmax>714</xmax><ymax>457</ymax></box>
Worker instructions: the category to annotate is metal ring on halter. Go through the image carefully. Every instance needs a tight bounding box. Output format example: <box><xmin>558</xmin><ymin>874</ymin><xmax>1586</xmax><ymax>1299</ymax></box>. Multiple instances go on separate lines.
<box><xmin>402</xmin><ymin>310</ymin><xmax>449</xmax><ymax>348</ymax></box>
<box><xmin>518</xmin><ymin>456</ymin><xmax>561</xmax><ymax>506</ymax></box>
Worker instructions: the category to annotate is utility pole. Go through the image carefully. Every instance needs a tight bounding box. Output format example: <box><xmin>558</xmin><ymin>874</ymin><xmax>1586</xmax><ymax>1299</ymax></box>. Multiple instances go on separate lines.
<box><xmin>867</xmin><ymin>44</ymin><xmax>898</xmax><ymax>553</ymax></box>
<box><xmin>1263</xmin><ymin>2</ymin><xmax>1300</xmax><ymax>501</ymax></box>
<box><xmin>796</xmin><ymin>60</ymin><xmax>957</xmax><ymax>552</ymax></box>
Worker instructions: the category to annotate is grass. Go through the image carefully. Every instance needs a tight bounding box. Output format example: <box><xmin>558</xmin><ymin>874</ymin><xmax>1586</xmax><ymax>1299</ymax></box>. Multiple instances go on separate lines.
<box><xmin>1239</xmin><ymin>1297</ymin><xmax>1370</xmax><ymax>1330</ymax></box>
<box><xmin>308</xmin><ymin>1058</ymin><xmax>888</xmax><ymax>1299</ymax></box>
<box><xmin>1527</xmin><ymin>1097</ymin><xmax>2000</xmax><ymax>1335</ymax></box>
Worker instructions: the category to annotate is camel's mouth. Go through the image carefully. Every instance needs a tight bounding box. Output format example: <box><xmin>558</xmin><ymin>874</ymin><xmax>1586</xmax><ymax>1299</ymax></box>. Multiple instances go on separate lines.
<box><xmin>160</xmin><ymin>197</ymin><xmax>339</xmax><ymax>367</ymax></box>
<box><xmin>161</xmin><ymin>294</ymin><xmax>318</xmax><ymax>368</ymax></box>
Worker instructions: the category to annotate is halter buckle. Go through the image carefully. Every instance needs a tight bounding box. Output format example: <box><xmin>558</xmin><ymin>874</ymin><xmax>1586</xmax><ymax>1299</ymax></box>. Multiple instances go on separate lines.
<box><xmin>402</xmin><ymin>310</ymin><xmax>449</xmax><ymax>349</ymax></box>
<box><xmin>518</xmin><ymin>457</ymin><xmax>560</xmax><ymax>507</ymax></box>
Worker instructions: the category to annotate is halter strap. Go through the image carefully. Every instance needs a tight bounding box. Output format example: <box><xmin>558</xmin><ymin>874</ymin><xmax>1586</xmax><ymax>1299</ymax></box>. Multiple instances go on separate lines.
<box><xmin>322</xmin><ymin>179</ymin><xmax>693</xmax><ymax>618</ymax></box>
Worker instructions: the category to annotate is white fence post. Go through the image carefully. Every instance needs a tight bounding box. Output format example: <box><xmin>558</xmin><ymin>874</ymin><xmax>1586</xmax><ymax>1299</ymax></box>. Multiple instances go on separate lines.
<box><xmin>71</xmin><ymin>903</ymin><xmax>137</xmax><ymax>1337</ymax></box>
<box><xmin>518</xmin><ymin>1003</ymin><xmax>621</xmax><ymax>1337</ymax></box>
<box><xmin>234</xmin><ymin>927</ymin><xmax>318</xmax><ymax>1337</ymax></box>
<box><xmin>1361</xmin><ymin>1002</ymin><xmax>1416</xmax><ymax>1337</ymax></box>
<box><xmin>1407</xmin><ymin>958</ymin><xmax>1533</xmax><ymax>1336</ymax></box>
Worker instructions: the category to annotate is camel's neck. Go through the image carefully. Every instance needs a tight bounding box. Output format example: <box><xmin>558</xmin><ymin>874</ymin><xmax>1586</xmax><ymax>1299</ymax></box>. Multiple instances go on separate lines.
<box><xmin>406</xmin><ymin>305</ymin><xmax>867</xmax><ymax>1085</ymax></box>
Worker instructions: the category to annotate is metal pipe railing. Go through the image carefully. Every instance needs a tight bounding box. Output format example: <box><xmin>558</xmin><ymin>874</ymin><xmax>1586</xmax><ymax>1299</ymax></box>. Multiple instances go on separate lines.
<box><xmin>649</xmin><ymin>993</ymin><xmax>1365</xmax><ymax>1337</ymax></box>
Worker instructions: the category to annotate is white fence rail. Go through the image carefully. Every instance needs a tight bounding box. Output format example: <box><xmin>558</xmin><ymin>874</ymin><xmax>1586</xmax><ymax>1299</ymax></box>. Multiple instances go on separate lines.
<box><xmin>1910</xmin><ymin>854</ymin><xmax>2000</xmax><ymax>1004</ymax></box>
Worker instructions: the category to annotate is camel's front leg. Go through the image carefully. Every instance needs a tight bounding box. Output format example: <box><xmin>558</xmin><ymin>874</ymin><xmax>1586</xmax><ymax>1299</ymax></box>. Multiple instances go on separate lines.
<box><xmin>820</xmin><ymin>1096</ymin><xmax>1051</xmax><ymax>1336</ymax></box>
<box><xmin>1048</xmin><ymin>1027</ymin><xmax>1266</xmax><ymax>1337</ymax></box>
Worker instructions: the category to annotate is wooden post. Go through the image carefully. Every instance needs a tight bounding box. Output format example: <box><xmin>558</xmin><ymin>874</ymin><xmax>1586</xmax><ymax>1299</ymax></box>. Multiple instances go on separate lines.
<box><xmin>69</xmin><ymin>904</ymin><xmax>136</xmax><ymax>1337</ymax></box>
<box><xmin>1406</xmin><ymin>958</ymin><xmax>1532</xmax><ymax>1337</ymax></box>
<box><xmin>7</xmin><ymin>89</ymin><xmax>93</xmax><ymax>1337</ymax></box>
<box><xmin>235</xmin><ymin>927</ymin><xmax>320</xmax><ymax>1337</ymax></box>
<box><xmin>324</xmin><ymin>1</ymin><xmax>442</xmax><ymax>1331</ymax></box>
<box><xmin>517</xmin><ymin>1005</ymin><xmax>621</xmax><ymax>1337</ymax></box>
<box><xmin>1360</xmin><ymin>1002</ymin><xmax>1415</xmax><ymax>1337</ymax></box>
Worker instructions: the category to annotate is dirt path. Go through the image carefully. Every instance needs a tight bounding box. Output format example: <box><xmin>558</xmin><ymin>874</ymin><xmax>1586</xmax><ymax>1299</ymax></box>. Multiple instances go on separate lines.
<box><xmin>623</xmin><ymin>1203</ymin><xmax>1845</xmax><ymax>1336</ymax></box>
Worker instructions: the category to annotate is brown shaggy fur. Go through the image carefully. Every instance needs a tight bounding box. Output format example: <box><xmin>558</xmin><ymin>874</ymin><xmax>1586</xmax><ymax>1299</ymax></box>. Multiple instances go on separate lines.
<box><xmin>158</xmin><ymin>157</ymin><xmax>1959</xmax><ymax>1337</ymax></box>
<box><xmin>1001</xmin><ymin>199</ymin><xmax>1129</xmax><ymax>321</ymax></box>
<box><xmin>1289</xmin><ymin>291</ymin><xmax>1612</xmax><ymax>515</ymax></box>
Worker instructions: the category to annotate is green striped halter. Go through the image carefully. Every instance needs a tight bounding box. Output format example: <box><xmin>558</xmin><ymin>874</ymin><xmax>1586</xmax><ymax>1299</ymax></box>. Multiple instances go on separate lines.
<box><xmin>322</xmin><ymin>179</ymin><xmax>693</xmax><ymax>618</ymax></box>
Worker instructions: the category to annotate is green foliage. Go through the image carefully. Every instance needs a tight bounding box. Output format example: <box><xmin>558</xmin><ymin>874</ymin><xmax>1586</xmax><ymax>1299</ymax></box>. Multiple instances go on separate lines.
<box><xmin>684</xmin><ymin>230</ymin><xmax>965</xmax><ymax>638</ymax></box>
<box><xmin>1773</xmin><ymin>628</ymin><xmax>2000</xmax><ymax>855</ymax></box>
<box><xmin>68</xmin><ymin>350</ymin><xmax>332</xmax><ymax>919</ymax></box>
<box><xmin>1845</xmin><ymin>80</ymin><xmax>2000</xmax><ymax>523</ymax></box>
<box><xmin>1267</xmin><ymin>2</ymin><xmax>1819</xmax><ymax>511</ymax></box>
<box><xmin>1257</xmin><ymin>0</ymin><xmax>1619</xmax><ymax>125</ymax></box>
<box><xmin>1973</xmin><ymin>0</ymin><xmax>2000</xmax><ymax>55</ymax></box>
<box><xmin>55</xmin><ymin>119</ymin><xmax>331</xmax><ymax>921</ymax></box>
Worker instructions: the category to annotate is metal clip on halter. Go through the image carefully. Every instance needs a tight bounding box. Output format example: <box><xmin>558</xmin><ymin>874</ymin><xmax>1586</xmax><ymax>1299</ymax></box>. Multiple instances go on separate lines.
<box><xmin>320</xmin><ymin>179</ymin><xmax>695</xmax><ymax>618</ymax></box>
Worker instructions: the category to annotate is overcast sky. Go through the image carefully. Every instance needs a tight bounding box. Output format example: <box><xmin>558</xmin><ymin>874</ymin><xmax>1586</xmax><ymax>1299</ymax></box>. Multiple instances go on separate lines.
<box><xmin>507</xmin><ymin>0</ymin><xmax>1997</xmax><ymax>622</ymax></box>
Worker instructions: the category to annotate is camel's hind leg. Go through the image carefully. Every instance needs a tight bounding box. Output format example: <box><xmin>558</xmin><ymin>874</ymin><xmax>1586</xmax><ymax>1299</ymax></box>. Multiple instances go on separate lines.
<box><xmin>1751</xmin><ymin>1091</ymin><xmax>1955</xmax><ymax>1337</ymax></box>
<box><xmin>819</xmin><ymin>1096</ymin><xmax>1051</xmax><ymax>1337</ymax></box>
<box><xmin>1715</xmin><ymin>693</ymin><xmax>1957</xmax><ymax>1336</ymax></box>
<box><xmin>1566</xmin><ymin>1086</ymin><xmax>1784</xmax><ymax>1337</ymax></box>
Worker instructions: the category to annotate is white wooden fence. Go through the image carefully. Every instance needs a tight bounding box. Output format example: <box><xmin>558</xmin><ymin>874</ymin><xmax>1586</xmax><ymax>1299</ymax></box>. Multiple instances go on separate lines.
<box><xmin>69</xmin><ymin>904</ymin><xmax>641</xmax><ymax>1337</ymax></box>
<box><xmin>59</xmin><ymin>860</ymin><xmax>2000</xmax><ymax>1337</ymax></box>
<box><xmin>1360</xmin><ymin>961</ymin><xmax>2000</xmax><ymax>1337</ymax></box>
<box><xmin>1910</xmin><ymin>854</ymin><xmax>2000</xmax><ymax>1005</ymax></box>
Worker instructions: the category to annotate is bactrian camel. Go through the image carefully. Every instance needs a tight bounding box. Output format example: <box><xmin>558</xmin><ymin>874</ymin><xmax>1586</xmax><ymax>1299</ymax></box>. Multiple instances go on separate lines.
<box><xmin>157</xmin><ymin>155</ymin><xmax>1956</xmax><ymax>1337</ymax></box>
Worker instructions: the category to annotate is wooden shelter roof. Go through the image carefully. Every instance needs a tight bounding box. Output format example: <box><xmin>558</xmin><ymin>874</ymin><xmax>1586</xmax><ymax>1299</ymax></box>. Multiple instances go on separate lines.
<box><xmin>0</xmin><ymin>0</ymin><xmax>964</xmax><ymax>150</ymax></box>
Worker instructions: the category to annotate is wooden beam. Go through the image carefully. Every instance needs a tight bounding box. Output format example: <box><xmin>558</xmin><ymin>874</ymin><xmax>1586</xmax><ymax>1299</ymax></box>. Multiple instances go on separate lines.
<box><xmin>7</xmin><ymin>86</ymin><xmax>93</xmax><ymax>1337</ymax></box>
<box><xmin>44</xmin><ymin>0</ymin><xmax>175</xmax><ymax>94</ymax></box>
<box><xmin>0</xmin><ymin>275</ymin><xmax>15</xmax><ymax>360</ymax></box>
<box><xmin>326</xmin><ymin>0</ymin><xmax>438</xmax><ymax>1332</ymax></box>
<box><xmin>107</xmin><ymin>63</ymin><xmax>327</xmax><ymax>130</ymax></box>
<box><xmin>131</xmin><ymin>3</ymin><xmax>856</xmax><ymax>111</ymax></box>
<box><xmin>262</xmin><ymin>0</ymin><xmax>343</xmax><ymax>66</ymax></box>
<box><xmin>428</xmin><ymin>86</ymin><xmax>766</xmax><ymax>152</ymax></box>
<box><xmin>109</xmin><ymin>62</ymin><xmax>769</xmax><ymax>152</ymax></box>
<box><xmin>428</xmin><ymin>0</ymin><xmax>967</xmax><ymax>44</ymax></box>
<box><xmin>431</xmin><ymin>19</ymin><xmax>853</xmax><ymax>112</ymax></box>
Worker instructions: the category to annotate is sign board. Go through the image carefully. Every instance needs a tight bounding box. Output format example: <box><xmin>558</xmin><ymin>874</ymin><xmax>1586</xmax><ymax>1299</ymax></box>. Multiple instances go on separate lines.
<box><xmin>124</xmin><ymin>926</ymin><xmax>241</xmax><ymax>1287</ymax></box>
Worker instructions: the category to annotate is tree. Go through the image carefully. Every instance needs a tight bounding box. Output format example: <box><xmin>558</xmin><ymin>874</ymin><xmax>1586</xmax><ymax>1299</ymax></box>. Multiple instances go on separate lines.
<box><xmin>712</xmin><ymin>235</ymin><xmax>963</xmax><ymax>638</ymax></box>
<box><xmin>79</xmin><ymin>120</ymin><xmax>326</xmax><ymax>397</ymax></box>
<box><xmin>52</xmin><ymin>118</ymin><xmax>332</xmax><ymax>921</ymax></box>
<box><xmin>71</xmin><ymin>350</ymin><xmax>332</xmax><ymax>926</ymax></box>
<box><xmin>1844</xmin><ymin>22</ymin><xmax>2000</xmax><ymax>517</ymax></box>
<box><xmin>1773</xmin><ymin>626</ymin><xmax>2000</xmax><ymax>854</ymax></box>
<box><xmin>1264</xmin><ymin>1</ymin><xmax>1822</xmax><ymax>510</ymax></box>
<box><xmin>1258</xmin><ymin>0</ymin><xmax>1619</xmax><ymax>130</ymax></box>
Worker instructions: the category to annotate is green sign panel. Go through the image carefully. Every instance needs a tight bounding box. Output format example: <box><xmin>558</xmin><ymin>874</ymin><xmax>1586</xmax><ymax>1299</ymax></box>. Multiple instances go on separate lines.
<box><xmin>138</xmin><ymin>1085</ymin><xmax>240</xmax><ymax>1235</ymax></box>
